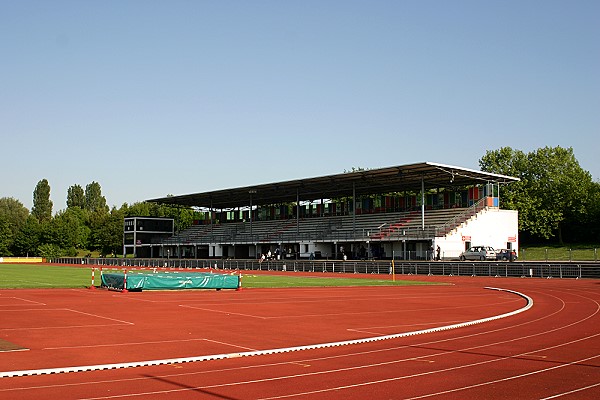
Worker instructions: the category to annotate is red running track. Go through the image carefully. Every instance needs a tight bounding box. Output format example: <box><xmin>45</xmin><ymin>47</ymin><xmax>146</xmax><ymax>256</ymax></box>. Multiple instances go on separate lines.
<box><xmin>0</xmin><ymin>273</ymin><xmax>598</xmax><ymax>399</ymax></box>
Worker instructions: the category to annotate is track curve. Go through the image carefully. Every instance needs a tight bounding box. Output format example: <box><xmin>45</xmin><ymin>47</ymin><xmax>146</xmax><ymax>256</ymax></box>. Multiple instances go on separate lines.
<box><xmin>0</xmin><ymin>275</ymin><xmax>598</xmax><ymax>399</ymax></box>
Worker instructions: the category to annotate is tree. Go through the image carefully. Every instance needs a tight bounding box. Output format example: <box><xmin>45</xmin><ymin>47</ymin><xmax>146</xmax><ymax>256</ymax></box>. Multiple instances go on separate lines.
<box><xmin>123</xmin><ymin>201</ymin><xmax>202</xmax><ymax>233</ymax></box>
<box><xmin>0</xmin><ymin>197</ymin><xmax>29</xmax><ymax>238</ymax></box>
<box><xmin>0</xmin><ymin>216</ymin><xmax>13</xmax><ymax>256</ymax></box>
<box><xmin>67</xmin><ymin>184</ymin><xmax>85</xmax><ymax>209</ymax></box>
<box><xmin>85</xmin><ymin>181</ymin><xmax>108</xmax><ymax>213</ymax></box>
<box><xmin>51</xmin><ymin>208</ymin><xmax>90</xmax><ymax>251</ymax></box>
<box><xmin>123</xmin><ymin>201</ymin><xmax>155</xmax><ymax>217</ymax></box>
<box><xmin>529</xmin><ymin>147</ymin><xmax>592</xmax><ymax>243</ymax></box>
<box><xmin>479</xmin><ymin>147</ymin><xmax>539</xmax><ymax>237</ymax></box>
<box><xmin>96</xmin><ymin>207</ymin><xmax>125</xmax><ymax>256</ymax></box>
<box><xmin>31</xmin><ymin>179</ymin><xmax>53</xmax><ymax>222</ymax></box>
<box><xmin>37</xmin><ymin>243</ymin><xmax>63</xmax><ymax>259</ymax></box>
<box><xmin>584</xmin><ymin>182</ymin><xmax>600</xmax><ymax>242</ymax></box>
<box><xmin>12</xmin><ymin>215</ymin><xmax>41</xmax><ymax>256</ymax></box>
<box><xmin>86</xmin><ymin>211</ymin><xmax>105</xmax><ymax>252</ymax></box>
<box><xmin>480</xmin><ymin>146</ymin><xmax>594</xmax><ymax>243</ymax></box>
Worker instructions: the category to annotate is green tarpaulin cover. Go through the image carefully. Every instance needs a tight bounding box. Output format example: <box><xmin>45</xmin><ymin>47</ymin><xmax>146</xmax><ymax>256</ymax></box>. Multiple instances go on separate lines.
<box><xmin>101</xmin><ymin>272</ymin><xmax>240</xmax><ymax>290</ymax></box>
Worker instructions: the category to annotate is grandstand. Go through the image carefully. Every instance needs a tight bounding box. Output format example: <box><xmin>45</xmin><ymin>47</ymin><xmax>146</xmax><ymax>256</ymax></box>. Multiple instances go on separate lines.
<box><xmin>125</xmin><ymin>162</ymin><xmax>519</xmax><ymax>261</ymax></box>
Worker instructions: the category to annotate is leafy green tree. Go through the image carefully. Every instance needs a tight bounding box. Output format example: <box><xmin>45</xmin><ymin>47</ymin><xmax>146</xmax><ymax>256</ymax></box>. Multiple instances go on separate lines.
<box><xmin>122</xmin><ymin>201</ymin><xmax>155</xmax><ymax>217</ymax></box>
<box><xmin>525</xmin><ymin>147</ymin><xmax>592</xmax><ymax>243</ymax></box>
<box><xmin>480</xmin><ymin>146</ymin><xmax>594</xmax><ymax>243</ymax></box>
<box><xmin>568</xmin><ymin>179</ymin><xmax>600</xmax><ymax>242</ymax></box>
<box><xmin>85</xmin><ymin>181</ymin><xmax>108</xmax><ymax>213</ymax></box>
<box><xmin>31</xmin><ymin>179</ymin><xmax>53</xmax><ymax>222</ymax></box>
<box><xmin>86</xmin><ymin>211</ymin><xmax>105</xmax><ymax>252</ymax></box>
<box><xmin>38</xmin><ymin>220</ymin><xmax>58</xmax><ymax>250</ymax></box>
<box><xmin>12</xmin><ymin>215</ymin><xmax>41</xmax><ymax>256</ymax></box>
<box><xmin>96</xmin><ymin>207</ymin><xmax>125</xmax><ymax>256</ymax></box>
<box><xmin>0</xmin><ymin>197</ymin><xmax>29</xmax><ymax>240</ymax></box>
<box><xmin>0</xmin><ymin>216</ymin><xmax>13</xmax><ymax>256</ymax></box>
<box><xmin>157</xmin><ymin>204</ymin><xmax>199</xmax><ymax>232</ymax></box>
<box><xmin>479</xmin><ymin>147</ymin><xmax>540</xmax><ymax>237</ymax></box>
<box><xmin>51</xmin><ymin>208</ymin><xmax>90</xmax><ymax>250</ymax></box>
<box><xmin>67</xmin><ymin>184</ymin><xmax>85</xmax><ymax>209</ymax></box>
<box><xmin>69</xmin><ymin>207</ymin><xmax>91</xmax><ymax>249</ymax></box>
<box><xmin>0</xmin><ymin>197</ymin><xmax>29</xmax><ymax>230</ymax></box>
<box><xmin>37</xmin><ymin>243</ymin><xmax>63</xmax><ymax>259</ymax></box>
<box><xmin>123</xmin><ymin>201</ymin><xmax>202</xmax><ymax>233</ymax></box>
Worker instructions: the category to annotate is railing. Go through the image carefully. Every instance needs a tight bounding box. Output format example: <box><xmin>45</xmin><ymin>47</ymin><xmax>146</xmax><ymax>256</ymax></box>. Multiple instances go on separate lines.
<box><xmin>435</xmin><ymin>198</ymin><xmax>487</xmax><ymax>237</ymax></box>
<box><xmin>164</xmin><ymin>225</ymin><xmax>442</xmax><ymax>244</ymax></box>
<box><xmin>50</xmin><ymin>258</ymin><xmax>600</xmax><ymax>279</ymax></box>
<box><xmin>370</xmin><ymin>225</ymin><xmax>438</xmax><ymax>241</ymax></box>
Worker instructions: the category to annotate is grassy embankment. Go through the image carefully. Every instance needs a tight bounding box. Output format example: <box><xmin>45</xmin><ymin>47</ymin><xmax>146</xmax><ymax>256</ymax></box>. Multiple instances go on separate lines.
<box><xmin>520</xmin><ymin>245</ymin><xmax>599</xmax><ymax>261</ymax></box>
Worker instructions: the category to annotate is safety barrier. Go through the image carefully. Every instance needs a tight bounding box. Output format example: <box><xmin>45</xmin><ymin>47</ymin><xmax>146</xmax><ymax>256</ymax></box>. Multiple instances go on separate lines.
<box><xmin>50</xmin><ymin>257</ymin><xmax>600</xmax><ymax>279</ymax></box>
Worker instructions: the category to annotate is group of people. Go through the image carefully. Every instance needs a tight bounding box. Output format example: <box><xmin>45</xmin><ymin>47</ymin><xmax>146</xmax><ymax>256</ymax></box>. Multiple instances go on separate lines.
<box><xmin>259</xmin><ymin>248</ymin><xmax>281</xmax><ymax>263</ymax></box>
<box><xmin>430</xmin><ymin>245</ymin><xmax>442</xmax><ymax>261</ymax></box>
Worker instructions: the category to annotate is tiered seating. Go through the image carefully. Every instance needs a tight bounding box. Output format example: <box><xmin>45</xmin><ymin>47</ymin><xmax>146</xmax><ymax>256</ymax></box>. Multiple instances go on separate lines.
<box><xmin>161</xmin><ymin>207</ymin><xmax>474</xmax><ymax>245</ymax></box>
<box><xmin>161</xmin><ymin>224</ymin><xmax>212</xmax><ymax>244</ymax></box>
<box><xmin>368</xmin><ymin>211</ymin><xmax>420</xmax><ymax>239</ymax></box>
<box><xmin>258</xmin><ymin>220</ymin><xmax>298</xmax><ymax>242</ymax></box>
<box><xmin>433</xmin><ymin>207</ymin><xmax>481</xmax><ymax>236</ymax></box>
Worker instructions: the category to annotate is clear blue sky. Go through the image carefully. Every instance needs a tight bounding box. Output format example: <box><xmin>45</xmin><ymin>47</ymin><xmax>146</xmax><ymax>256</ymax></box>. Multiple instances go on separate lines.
<box><xmin>1</xmin><ymin>0</ymin><xmax>598</xmax><ymax>211</ymax></box>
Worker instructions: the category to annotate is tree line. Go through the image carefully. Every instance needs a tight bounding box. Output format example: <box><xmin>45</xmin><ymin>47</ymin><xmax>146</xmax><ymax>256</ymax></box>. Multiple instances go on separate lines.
<box><xmin>481</xmin><ymin>146</ymin><xmax>600</xmax><ymax>243</ymax></box>
<box><xmin>0</xmin><ymin>146</ymin><xmax>598</xmax><ymax>258</ymax></box>
<box><xmin>0</xmin><ymin>181</ymin><xmax>203</xmax><ymax>258</ymax></box>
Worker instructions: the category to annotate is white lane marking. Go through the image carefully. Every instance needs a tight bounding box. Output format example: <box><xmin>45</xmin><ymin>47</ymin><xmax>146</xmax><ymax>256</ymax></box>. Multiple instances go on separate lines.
<box><xmin>0</xmin><ymin>287</ymin><xmax>532</xmax><ymax>378</ymax></box>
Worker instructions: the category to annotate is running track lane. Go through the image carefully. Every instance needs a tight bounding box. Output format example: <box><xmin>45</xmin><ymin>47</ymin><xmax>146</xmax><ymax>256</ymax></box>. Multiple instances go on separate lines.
<box><xmin>0</xmin><ymin>276</ymin><xmax>598</xmax><ymax>399</ymax></box>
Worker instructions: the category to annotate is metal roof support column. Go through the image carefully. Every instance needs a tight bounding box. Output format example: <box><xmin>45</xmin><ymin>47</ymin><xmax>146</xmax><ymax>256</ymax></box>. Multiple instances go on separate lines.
<box><xmin>133</xmin><ymin>217</ymin><xmax>137</xmax><ymax>257</ymax></box>
<box><xmin>321</xmin><ymin>197</ymin><xmax>324</xmax><ymax>217</ymax></box>
<box><xmin>249</xmin><ymin>191</ymin><xmax>254</xmax><ymax>240</ymax></box>
<box><xmin>497</xmin><ymin>182</ymin><xmax>500</xmax><ymax>207</ymax></box>
<box><xmin>352</xmin><ymin>182</ymin><xmax>356</xmax><ymax>239</ymax></box>
<box><xmin>122</xmin><ymin>219</ymin><xmax>127</xmax><ymax>258</ymax></box>
<box><xmin>421</xmin><ymin>176</ymin><xmax>425</xmax><ymax>230</ymax></box>
<box><xmin>296</xmin><ymin>189</ymin><xmax>300</xmax><ymax>236</ymax></box>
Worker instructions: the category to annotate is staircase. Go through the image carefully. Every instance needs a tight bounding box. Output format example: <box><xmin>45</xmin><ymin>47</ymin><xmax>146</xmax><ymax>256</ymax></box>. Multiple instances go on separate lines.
<box><xmin>436</xmin><ymin>198</ymin><xmax>487</xmax><ymax>237</ymax></box>
<box><xmin>369</xmin><ymin>212</ymin><xmax>419</xmax><ymax>239</ymax></box>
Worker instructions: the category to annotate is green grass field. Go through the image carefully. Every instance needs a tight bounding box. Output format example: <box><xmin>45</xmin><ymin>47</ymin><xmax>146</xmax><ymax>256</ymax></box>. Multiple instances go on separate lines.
<box><xmin>0</xmin><ymin>264</ymin><xmax>92</xmax><ymax>289</ymax></box>
<box><xmin>0</xmin><ymin>264</ymin><xmax>434</xmax><ymax>289</ymax></box>
<box><xmin>520</xmin><ymin>246</ymin><xmax>599</xmax><ymax>261</ymax></box>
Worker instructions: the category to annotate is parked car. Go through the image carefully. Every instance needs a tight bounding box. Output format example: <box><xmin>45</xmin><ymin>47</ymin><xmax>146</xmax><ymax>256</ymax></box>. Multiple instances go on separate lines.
<box><xmin>496</xmin><ymin>249</ymin><xmax>518</xmax><ymax>261</ymax></box>
<box><xmin>459</xmin><ymin>246</ymin><xmax>496</xmax><ymax>261</ymax></box>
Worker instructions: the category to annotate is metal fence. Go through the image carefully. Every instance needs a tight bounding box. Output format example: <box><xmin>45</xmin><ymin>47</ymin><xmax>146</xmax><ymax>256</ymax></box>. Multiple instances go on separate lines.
<box><xmin>51</xmin><ymin>258</ymin><xmax>600</xmax><ymax>279</ymax></box>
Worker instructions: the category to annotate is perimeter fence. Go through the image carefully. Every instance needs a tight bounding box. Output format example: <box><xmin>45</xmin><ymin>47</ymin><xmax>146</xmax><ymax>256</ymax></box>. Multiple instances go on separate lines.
<box><xmin>51</xmin><ymin>258</ymin><xmax>600</xmax><ymax>279</ymax></box>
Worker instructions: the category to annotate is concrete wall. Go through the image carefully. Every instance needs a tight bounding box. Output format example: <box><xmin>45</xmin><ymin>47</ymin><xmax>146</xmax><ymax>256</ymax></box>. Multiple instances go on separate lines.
<box><xmin>435</xmin><ymin>208</ymin><xmax>519</xmax><ymax>259</ymax></box>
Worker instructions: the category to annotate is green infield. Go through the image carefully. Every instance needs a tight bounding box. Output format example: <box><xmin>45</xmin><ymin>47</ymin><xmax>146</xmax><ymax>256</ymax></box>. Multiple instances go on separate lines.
<box><xmin>0</xmin><ymin>264</ymin><xmax>92</xmax><ymax>289</ymax></box>
<box><xmin>0</xmin><ymin>264</ymin><xmax>435</xmax><ymax>289</ymax></box>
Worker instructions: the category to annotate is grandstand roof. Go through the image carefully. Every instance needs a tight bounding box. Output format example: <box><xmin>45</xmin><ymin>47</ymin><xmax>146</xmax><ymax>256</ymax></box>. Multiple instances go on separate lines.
<box><xmin>147</xmin><ymin>161</ymin><xmax>519</xmax><ymax>210</ymax></box>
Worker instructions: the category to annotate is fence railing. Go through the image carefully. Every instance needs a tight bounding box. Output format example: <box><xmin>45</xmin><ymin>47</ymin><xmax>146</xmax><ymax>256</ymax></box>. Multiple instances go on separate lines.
<box><xmin>435</xmin><ymin>198</ymin><xmax>487</xmax><ymax>237</ymax></box>
<box><xmin>50</xmin><ymin>258</ymin><xmax>600</xmax><ymax>279</ymax></box>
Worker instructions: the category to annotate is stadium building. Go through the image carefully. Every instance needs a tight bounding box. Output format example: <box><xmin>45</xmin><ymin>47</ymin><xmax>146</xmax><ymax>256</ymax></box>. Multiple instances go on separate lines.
<box><xmin>124</xmin><ymin>162</ymin><xmax>519</xmax><ymax>261</ymax></box>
